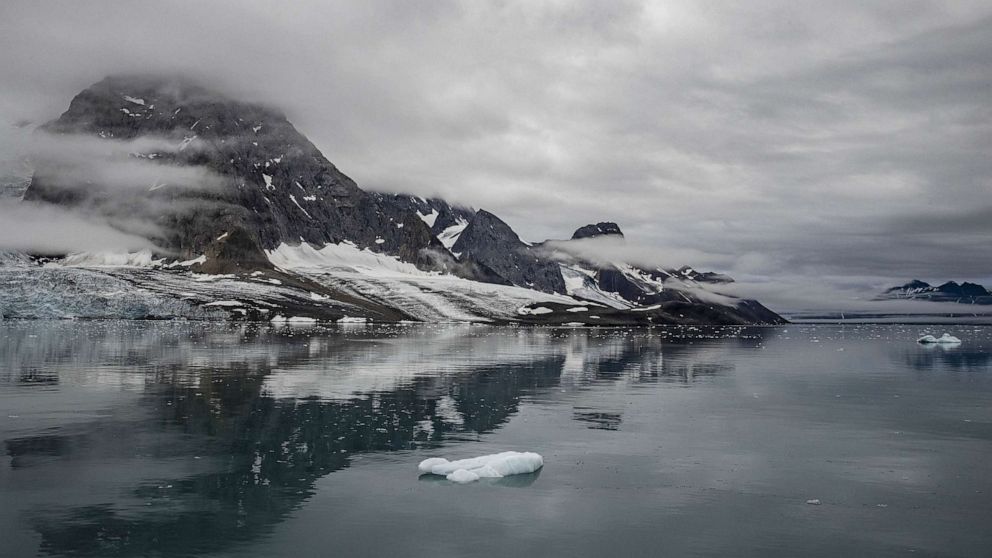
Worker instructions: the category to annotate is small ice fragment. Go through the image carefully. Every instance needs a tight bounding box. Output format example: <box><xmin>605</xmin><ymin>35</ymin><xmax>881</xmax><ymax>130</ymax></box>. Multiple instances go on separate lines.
<box><xmin>447</xmin><ymin>469</ymin><xmax>480</xmax><ymax>484</ymax></box>
<box><xmin>418</xmin><ymin>457</ymin><xmax>449</xmax><ymax>474</ymax></box>
<box><xmin>806</xmin><ymin>499</ymin><xmax>821</xmax><ymax>505</ymax></box>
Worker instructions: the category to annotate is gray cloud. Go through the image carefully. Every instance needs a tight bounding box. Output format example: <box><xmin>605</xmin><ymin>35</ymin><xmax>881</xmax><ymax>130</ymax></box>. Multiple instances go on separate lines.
<box><xmin>0</xmin><ymin>127</ymin><xmax>230</xmax><ymax>254</ymax></box>
<box><xmin>20</xmin><ymin>131</ymin><xmax>224</xmax><ymax>193</ymax></box>
<box><xmin>1</xmin><ymin>0</ymin><xmax>989</xmax><ymax>310</ymax></box>
<box><xmin>0</xmin><ymin>200</ymin><xmax>157</xmax><ymax>254</ymax></box>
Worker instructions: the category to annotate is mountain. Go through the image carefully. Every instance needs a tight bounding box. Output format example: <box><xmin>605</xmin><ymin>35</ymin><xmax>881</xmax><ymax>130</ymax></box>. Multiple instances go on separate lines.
<box><xmin>572</xmin><ymin>222</ymin><xmax>624</xmax><ymax>240</ymax></box>
<box><xmin>24</xmin><ymin>75</ymin><xmax>453</xmax><ymax>273</ymax></box>
<box><xmin>451</xmin><ymin>209</ymin><xmax>566</xmax><ymax>293</ymax></box>
<box><xmin>1</xmin><ymin>75</ymin><xmax>785</xmax><ymax>325</ymax></box>
<box><xmin>879</xmin><ymin>280</ymin><xmax>992</xmax><ymax>304</ymax></box>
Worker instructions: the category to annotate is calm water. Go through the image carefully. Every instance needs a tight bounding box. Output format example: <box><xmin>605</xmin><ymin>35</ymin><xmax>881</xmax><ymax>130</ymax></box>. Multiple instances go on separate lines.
<box><xmin>1</xmin><ymin>322</ymin><xmax>990</xmax><ymax>557</ymax></box>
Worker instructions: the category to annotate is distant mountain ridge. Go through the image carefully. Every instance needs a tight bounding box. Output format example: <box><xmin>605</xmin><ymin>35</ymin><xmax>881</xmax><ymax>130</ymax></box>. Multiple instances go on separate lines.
<box><xmin>879</xmin><ymin>280</ymin><xmax>992</xmax><ymax>305</ymax></box>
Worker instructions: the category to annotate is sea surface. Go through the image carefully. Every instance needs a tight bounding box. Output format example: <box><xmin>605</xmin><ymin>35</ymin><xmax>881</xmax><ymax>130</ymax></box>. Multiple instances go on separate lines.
<box><xmin>1</xmin><ymin>322</ymin><xmax>990</xmax><ymax>557</ymax></box>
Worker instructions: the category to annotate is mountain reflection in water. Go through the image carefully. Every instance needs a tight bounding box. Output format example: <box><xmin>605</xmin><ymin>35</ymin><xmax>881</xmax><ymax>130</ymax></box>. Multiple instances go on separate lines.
<box><xmin>0</xmin><ymin>322</ymin><xmax>746</xmax><ymax>557</ymax></box>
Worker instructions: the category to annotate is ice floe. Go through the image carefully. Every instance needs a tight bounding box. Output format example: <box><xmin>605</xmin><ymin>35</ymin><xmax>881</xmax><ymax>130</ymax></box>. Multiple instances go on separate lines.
<box><xmin>417</xmin><ymin>451</ymin><xmax>544</xmax><ymax>483</ymax></box>
<box><xmin>917</xmin><ymin>333</ymin><xmax>962</xmax><ymax>345</ymax></box>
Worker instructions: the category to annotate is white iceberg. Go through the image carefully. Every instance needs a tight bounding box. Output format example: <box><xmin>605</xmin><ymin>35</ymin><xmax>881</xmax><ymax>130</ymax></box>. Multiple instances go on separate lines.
<box><xmin>917</xmin><ymin>333</ymin><xmax>962</xmax><ymax>345</ymax></box>
<box><xmin>417</xmin><ymin>451</ymin><xmax>544</xmax><ymax>483</ymax></box>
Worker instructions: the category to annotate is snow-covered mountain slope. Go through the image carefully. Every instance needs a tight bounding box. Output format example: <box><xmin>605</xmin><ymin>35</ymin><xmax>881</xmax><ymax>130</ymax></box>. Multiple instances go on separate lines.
<box><xmin>265</xmin><ymin>242</ymin><xmax>580</xmax><ymax>322</ymax></box>
<box><xmin>0</xmin><ymin>244</ymin><xmax>582</xmax><ymax>323</ymax></box>
<box><xmin>1</xmin><ymin>241</ymin><xmax>782</xmax><ymax>325</ymax></box>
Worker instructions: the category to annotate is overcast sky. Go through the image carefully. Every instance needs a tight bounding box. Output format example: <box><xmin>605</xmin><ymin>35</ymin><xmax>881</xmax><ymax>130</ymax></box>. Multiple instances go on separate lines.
<box><xmin>1</xmin><ymin>1</ymin><xmax>990</xmax><ymax>310</ymax></box>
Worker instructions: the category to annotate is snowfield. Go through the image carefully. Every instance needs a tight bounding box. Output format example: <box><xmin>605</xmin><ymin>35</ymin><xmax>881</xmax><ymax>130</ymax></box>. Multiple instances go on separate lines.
<box><xmin>267</xmin><ymin>242</ymin><xmax>581</xmax><ymax>322</ymax></box>
<box><xmin>1</xmin><ymin>241</ymin><xmax>770</xmax><ymax>324</ymax></box>
<box><xmin>0</xmin><ymin>242</ymin><xmax>584</xmax><ymax>322</ymax></box>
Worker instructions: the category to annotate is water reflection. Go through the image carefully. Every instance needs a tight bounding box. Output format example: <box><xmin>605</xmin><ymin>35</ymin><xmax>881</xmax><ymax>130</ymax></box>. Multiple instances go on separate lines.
<box><xmin>0</xmin><ymin>322</ymin><xmax>752</xmax><ymax>557</ymax></box>
<box><xmin>901</xmin><ymin>344</ymin><xmax>992</xmax><ymax>371</ymax></box>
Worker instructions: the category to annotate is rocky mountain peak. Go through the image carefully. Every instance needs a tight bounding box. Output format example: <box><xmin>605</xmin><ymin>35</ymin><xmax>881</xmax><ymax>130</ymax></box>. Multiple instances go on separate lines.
<box><xmin>571</xmin><ymin>222</ymin><xmax>624</xmax><ymax>240</ymax></box>
<box><xmin>452</xmin><ymin>209</ymin><xmax>566</xmax><ymax>293</ymax></box>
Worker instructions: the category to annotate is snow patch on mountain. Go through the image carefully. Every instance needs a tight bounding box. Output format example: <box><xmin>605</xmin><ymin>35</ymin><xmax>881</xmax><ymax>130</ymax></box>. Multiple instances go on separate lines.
<box><xmin>437</xmin><ymin>219</ymin><xmax>469</xmax><ymax>250</ymax></box>
<box><xmin>417</xmin><ymin>209</ymin><xmax>439</xmax><ymax>228</ymax></box>
<box><xmin>266</xmin><ymin>242</ymin><xmax>428</xmax><ymax>276</ymax></box>
<box><xmin>559</xmin><ymin>264</ymin><xmax>630</xmax><ymax>309</ymax></box>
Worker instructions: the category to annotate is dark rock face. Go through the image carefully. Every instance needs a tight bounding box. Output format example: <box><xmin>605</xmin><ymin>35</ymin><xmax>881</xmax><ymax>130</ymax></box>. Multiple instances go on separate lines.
<box><xmin>197</xmin><ymin>227</ymin><xmax>272</xmax><ymax>274</ymax></box>
<box><xmin>593</xmin><ymin>266</ymin><xmax>670</xmax><ymax>305</ymax></box>
<box><xmin>452</xmin><ymin>210</ymin><xmax>566</xmax><ymax>293</ymax></box>
<box><xmin>571</xmin><ymin>222</ymin><xmax>624</xmax><ymax>240</ymax></box>
<box><xmin>937</xmin><ymin>281</ymin><xmax>989</xmax><ymax>298</ymax></box>
<box><xmin>24</xmin><ymin>75</ymin><xmax>441</xmax><ymax>268</ymax></box>
<box><xmin>371</xmin><ymin>193</ymin><xmax>475</xmax><ymax>237</ymax></box>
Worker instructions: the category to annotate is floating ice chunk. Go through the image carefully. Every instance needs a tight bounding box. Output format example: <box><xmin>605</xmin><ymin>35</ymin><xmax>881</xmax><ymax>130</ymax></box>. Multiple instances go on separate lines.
<box><xmin>447</xmin><ymin>469</ymin><xmax>480</xmax><ymax>484</ymax></box>
<box><xmin>566</xmin><ymin>306</ymin><xmax>589</xmax><ymax>312</ymax></box>
<box><xmin>917</xmin><ymin>333</ymin><xmax>961</xmax><ymax>344</ymax></box>
<box><xmin>417</xmin><ymin>458</ymin><xmax>449</xmax><ymax>474</ymax></box>
<box><xmin>806</xmin><ymin>499</ymin><xmax>821</xmax><ymax>505</ymax></box>
<box><xmin>287</xmin><ymin>316</ymin><xmax>316</xmax><ymax>324</ymax></box>
<box><xmin>337</xmin><ymin>316</ymin><xmax>368</xmax><ymax>323</ymax></box>
<box><xmin>417</xmin><ymin>451</ymin><xmax>543</xmax><ymax>483</ymax></box>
